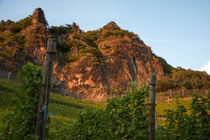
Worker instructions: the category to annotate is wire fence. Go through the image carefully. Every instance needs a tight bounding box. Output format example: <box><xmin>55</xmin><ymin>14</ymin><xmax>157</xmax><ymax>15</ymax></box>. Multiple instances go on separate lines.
<box><xmin>0</xmin><ymin>69</ymin><xmax>83</xmax><ymax>100</ymax></box>
<box><xmin>0</xmin><ymin>70</ymin><xmax>208</xmax><ymax>122</ymax></box>
<box><xmin>0</xmin><ymin>69</ymin><xmax>207</xmax><ymax>101</ymax></box>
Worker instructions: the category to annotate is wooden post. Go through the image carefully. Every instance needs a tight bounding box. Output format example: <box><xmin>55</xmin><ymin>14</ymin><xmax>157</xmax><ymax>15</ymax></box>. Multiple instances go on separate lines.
<box><xmin>7</xmin><ymin>72</ymin><xmax>11</xmax><ymax>80</ymax></box>
<box><xmin>167</xmin><ymin>96</ymin><xmax>169</xmax><ymax>103</ymax></box>
<box><xmin>182</xmin><ymin>88</ymin><xmax>184</xmax><ymax>97</ymax></box>
<box><xmin>149</xmin><ymin>74</ymin><xmax>156</xmax><ymax>140</ymax></box>
<box><xmin>35</xmin><ymin>38</ymin><xmax>56</xmax><ymax>140</ymax></box>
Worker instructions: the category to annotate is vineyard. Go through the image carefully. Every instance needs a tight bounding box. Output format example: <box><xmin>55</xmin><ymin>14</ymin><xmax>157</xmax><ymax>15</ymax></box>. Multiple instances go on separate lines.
<box><xmin>0</xmin><ymin>77</ymin><xmax>106</xmax><ymax>139</ymax></box>
<box><xmin>0</xmin><ymin>62</ymin><xmax>208</xmax><ymax>140</ymax></box>
<box><xmin>0</xmin><ymin>73</ymin><xmax>209</xmax><ymax>139</ymax></box>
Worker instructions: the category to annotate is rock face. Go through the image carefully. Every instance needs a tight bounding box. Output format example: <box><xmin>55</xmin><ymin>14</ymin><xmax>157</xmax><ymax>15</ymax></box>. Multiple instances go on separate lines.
<box><xmin>0</xmin><ymin>9</ymin><xmax>165</xmax><ymax>101</ymax></box>
<box><xmin>52</xmin><ymin>22</ymin><xmax>165</xmax><ymax>101</ymax></box>
<box><xmin>31</xmin><ymin>8</ymin><xmax>48</xmax><ymax>25</ymax></box>
<box><xmin>22</xmin><ymin>8</ymin><xmax>48</xmax><ymax>66</ymax></box>
<box><xmin>0</xmin><ymin>8</ymin><xmax>47</xmax><ymax>72</ymax></box>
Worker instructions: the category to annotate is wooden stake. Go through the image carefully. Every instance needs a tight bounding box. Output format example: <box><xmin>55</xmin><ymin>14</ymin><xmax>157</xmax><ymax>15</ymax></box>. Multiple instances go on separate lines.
<box><xmin>149</xmin><ymin>74</ymin><xmax>156</xmax><ymax>140</ymax></box>
<box><xmin>7</xmin><ymin>72</ymin><xmax>11</xmax><ymax>80</ymax></box>
<box><xmin>35</xmin><ymin>38</ymin><xmax>56</xmax><ymax>140</ymax></box>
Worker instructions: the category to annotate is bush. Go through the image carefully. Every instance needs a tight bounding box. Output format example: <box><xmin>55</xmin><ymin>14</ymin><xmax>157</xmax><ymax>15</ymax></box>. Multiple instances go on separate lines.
<box><xmin>102</xmin><ymin>29</ymin><xmax>135</xmax><ymax>39</ymax></box>
<box><xmin>72</xmin><ymin>32</ymin><xmax>80</xmax><ymax>39</ymax></box>
<box><xmin>57</xmin><ymin>40</ymin><xmax>73</xmax><ymax>53</ymax></box>
<box><xmin>82</xmin><ymin>30</ymin><xmax>101</xmax><ymax>47</ymax></box>
<box><xmin>10</xmin><ymin>16</ymin><xmax>32</xmax><ymax>33</ymax></box>
<box><xmin>68</xmin><ymin>56</ymin><xmax>79</xmax><ymax>63</ymax></box>
<box><xmin>156</xmin><ymin>92</ymin><xmax>210</xmax><ymax>139</ymax></box>
<box><xmin>48</xmin><ymin>24</ymin><xmax>73</xmax><ymax>38</ymax></box>
<box><xmin>10</xmin><ymin>23</ymin><xmax>21</xmax><ymax>33</ymax></box>
<box><xmin>155</xmin><ymin>55</ymin><xmax>173</xmax><ymax>74</ymax></box>
<box><xmin>69</xmin><ymin>84</ymin><xmax>149</xmax><ymax>139</ymax></box>
<box><xmin>80</xmin><ymin>47</ymin><xmax>104</xmax><ymax>63</ymax></box>
<box><xmin>157</xmin><ymin>68</ymin><xmax>210</xmax><ymax>92</ymax></box>
<box><xmin>0</xmin><ymin>62</ymin><xmax>44</xmax><ymax>139</ymax></box>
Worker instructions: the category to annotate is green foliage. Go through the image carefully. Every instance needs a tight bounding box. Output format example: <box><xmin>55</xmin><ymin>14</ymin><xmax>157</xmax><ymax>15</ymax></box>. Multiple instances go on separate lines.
<box><xmin>69</xmin><ymin>109</ymin><xmax>109</xmax><ymax>140</ymax></box>
<box><xmin>50</xmin><ymin>93</ymin><xmax>106</xmax><ymax>109</ymax></box>
<box><xmin>0</xmin><ymin>20</ymin><xmax>6</xmax><ymax>31</ymax></box>
<box><xmin>1</xmin><ymin>77</ymin><xmax>209</xmax><ymax>139</ymax></box>
<box><xmin>49</xmin><ymin>103</ymin><xmax>80</xmax><ymax>120</ymax></box>
<box><xmin>82</xmin><ymin>30</ymin><xmax>101</xmax><ymax>47</ymax></box>
<box><xmin>156</xmin><ymin>98</ymin><xmax>191</xmax><ymax>115</ymax></box>
<box><xmin>0</xmin><ymin>62</ymin><xmax>43</xmax><ymax>139</ymax></box>
<box><xmin>155</xmin><ymin>55</ymin><xmax>173</xmax><ymax>74</ymax></box>
<box><xmin>10</xmin><ymin>16</ymin><xmax>32</xmax><ymax>33</ymax></box>
<box><xmin>157</xmin><ymin>68</ymin><xmax>210</xmax><ymax>92</ymax></box>
<box><xmin>102</xmin><ymin>29</ymin><xmax>135</xmax><ymax>39</ymax></box>
<box><xmin>0</xmin><ymin>85</ymin><xmax>13</xmax><ymax>108</ymax></box>
<box><xmin>48</xmin><ymin>24</ymin><xmax>72</xmax><ymax>38</ymax></box>
<box><xmin>15</xmin><ymin>34</ymin><xmax>25</xmax><ymax>46</ymax></box>
<box><xmin>48</xmin><ymin>116</ymin><xmax>74</xmax><ymax>140</ymax></box>
<box><xmin>80</xmin><ymin>47</ymin><xmax>104</xmax><ymax>63</ymax></box>
<box><xmin>57</xmin><ymin>40</ymin><xmax>73</xmax><ymax>53</ymax></box>
<box><xmin>67</xmin><ymin>55</ymin><xmax>79</xmax><ymax>63</ymax></box>
<box><xmin>72</xmin><ymin>32</ymin><xmax>80</xmax><ymax>39</ymax></box>
<box><xmin>157</xmin><ymin>93</ymin><xmax>210</xmax><ymax>139</ymax></box>
<box><xmin>69</xmin><ymin>84</ymin><xmax>149</xmax><ymax>139</ymax></box>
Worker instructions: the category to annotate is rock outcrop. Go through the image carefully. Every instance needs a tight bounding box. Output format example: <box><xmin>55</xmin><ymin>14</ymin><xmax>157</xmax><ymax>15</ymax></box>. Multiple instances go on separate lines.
<box><xmin>0</xmin><ymin>9</ymin><xmax>166</xmax><ymax>101</ymax></box>
<box><xmin>21</xmin><ymin>8</ymin><xmax>48</xmax><ymax>66</ymax></box>
<box><xmin>0</xmin><ymin>8</ymin><xmax>47</xmax><ymax>72</ymax></box>
<box><xmin>52</xmin><ymin>21</ymin><xmax>165</xmax><ymax>101</ymax></box>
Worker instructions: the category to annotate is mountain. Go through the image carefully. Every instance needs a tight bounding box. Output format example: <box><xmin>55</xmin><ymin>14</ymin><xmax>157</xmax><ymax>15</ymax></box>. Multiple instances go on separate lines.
<box><xmin>0</xmin><ymin>8</ymin><xmax>209</xmax><ymax>101</ymax></box>
<box><xmin>0</xmin><ymin>8</ymin><xmax>47</xmax><ymax>72</ymax></box>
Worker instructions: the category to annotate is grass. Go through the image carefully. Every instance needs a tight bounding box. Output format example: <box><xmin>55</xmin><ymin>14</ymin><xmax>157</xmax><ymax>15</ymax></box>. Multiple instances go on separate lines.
<box><xmin>48</xmin><ymin>103</ymin><xmax>81</xmax><ymax>119</ymax></box>
<box><xmin>156</xmin><ymin>98</ymin><xmax>192</xmax><ymax>116</ymax></box>
<box><xmin>50</xmin><ymin>93</ymin><xmax>106</xmax><ymax>109</ymax></box>
<box><xmin>0</xmin><ymin>78</ymin><xmax>17</xmax><ymax>108</ymax></box>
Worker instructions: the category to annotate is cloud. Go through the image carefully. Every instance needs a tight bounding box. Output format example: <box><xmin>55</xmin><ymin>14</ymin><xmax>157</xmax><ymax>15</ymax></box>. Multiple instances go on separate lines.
<box><xmin>142</xmin><ymin>38</ymin><xmax>176</xmax><ymax>43</ymax></box>
<box><xmin>201</xmin><ymin>60</ymin><xmax>210</xmax><ymax>75</ymax></box>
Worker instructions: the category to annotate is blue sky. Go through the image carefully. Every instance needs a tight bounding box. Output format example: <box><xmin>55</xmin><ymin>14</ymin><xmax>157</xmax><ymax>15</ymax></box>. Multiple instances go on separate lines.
<box><xmin>0</xmin><ymin>0</ymin><xmax>210</xmax><ymax>74</ymax></box>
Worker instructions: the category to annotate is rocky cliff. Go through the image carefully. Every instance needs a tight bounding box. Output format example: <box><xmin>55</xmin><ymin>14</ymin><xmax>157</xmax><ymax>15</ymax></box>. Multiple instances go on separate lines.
<box><xmin>0</xmin><ymin>8</ymin><xmax>166</xmax><ymax>101</ymax></box>
<box><xmin>0</xmin><ymin>8</ymin><xmax>47</xmax><ymax>72</ymax></box>
<box><xmin>51</xmin><ymin>22</ymin><xmax>165</xmax><ymax>101</ymax></box>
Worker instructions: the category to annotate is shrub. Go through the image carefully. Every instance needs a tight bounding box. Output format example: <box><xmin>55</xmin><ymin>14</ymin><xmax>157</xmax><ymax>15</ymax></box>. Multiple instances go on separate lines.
<box><xmin>156</xmin><ymin>92</ymin><xmax>210</xmax><ymax>139</ymax></box>
<box><xmin>72</xmin><ymin>32</ymin><xmax>80</xmax><ymax>39</ymax></box>
<box><xmin>82</xmin><ymin>30</ymin><xmax>101</xmax><ymax>47</ymax></box>
<box><xmin>10</xmin><ymin>16</ymin><xmax>32</xmax><ymax>33</ymax></box>
<box><xmin>48</xmin><ymin>24</ymin><xmax>73</xmax><ymax>38</ymax></box>
<box><xmin>155</xmin><ymin>55</ymin><xmax>173</xmax><ymax>74</ymax></box>
<box><xmin>15</xmin><ymin>35</ymin><xmax>25</xmax><ymax>46</ymax></box>
<box><xmin>0</xmin><ymin>62</ymin><xmax>44</xmax><ymax>139</ymax></box>
<box><xmin>57</xmin><ymin>40</ymin><xmax>73</xmax><ymax>53</ymax></box>
<box><xmin>102</xmin><ymin>29</ymin><xmax>135</xmax><ymax>39</ymax></box>
<box><xmin>80</xmin><ymin>47</ymin><xmax>104</xmax><ymax>63</ymax></box>
<box><xmin>69</xmin><ymin>84</ymin><xmax>149</xmax><ymax>139</ymax></box>
<box><xmin>68</xmin><ymin>56</ymin><xmax>79</xmax><ymax>63</ymax></box>
<box><xmin>10</xmin><ymin>23</ymin><xmax>21</xmax><ymax>33</ymax></box>
<box><xmin>157</xmin><ymin>68</ymin><xmax>210</xmax><ymax>92</ymax></box>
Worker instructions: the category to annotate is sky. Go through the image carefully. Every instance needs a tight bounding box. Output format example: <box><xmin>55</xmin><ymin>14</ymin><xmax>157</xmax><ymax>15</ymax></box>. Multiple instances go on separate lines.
<box><xmin>0</xmin><ymin>0</ymin><xmax>210</xmax><ymax>74</ymax></box>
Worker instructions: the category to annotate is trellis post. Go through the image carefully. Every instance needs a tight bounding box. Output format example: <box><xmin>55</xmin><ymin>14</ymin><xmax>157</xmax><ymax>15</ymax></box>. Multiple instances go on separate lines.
<box><xmin>149</xmin><ymin>74</ymin><xmax>156</xmax><ymax>140</ymax></box>
<box><xmin>35</xmin><ymin>38</ymin><xmax>56</xmax><ymax>140</ymax></box>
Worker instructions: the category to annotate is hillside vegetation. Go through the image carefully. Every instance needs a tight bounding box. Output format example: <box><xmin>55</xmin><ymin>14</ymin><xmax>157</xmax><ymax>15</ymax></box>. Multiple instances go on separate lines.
<box><xmin>157</xmin><ymin>67</ymin><xmax>210</xmax><ymax>92</ymax></box>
